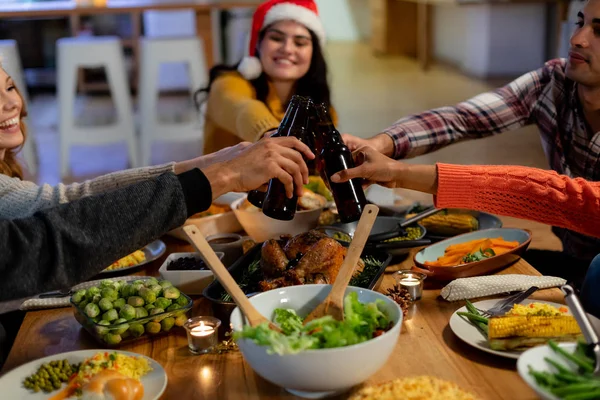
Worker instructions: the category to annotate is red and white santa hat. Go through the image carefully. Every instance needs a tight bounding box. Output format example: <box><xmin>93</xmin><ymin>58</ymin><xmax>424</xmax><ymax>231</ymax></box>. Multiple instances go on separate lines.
<box><xmin>237</xmin><ymin>0</ymin><xmax>326</xmax><ymax>80</ymax></box>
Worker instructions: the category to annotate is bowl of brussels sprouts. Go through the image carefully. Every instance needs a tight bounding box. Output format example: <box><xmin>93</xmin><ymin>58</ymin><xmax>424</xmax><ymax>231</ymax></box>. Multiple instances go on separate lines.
<box><xmin>70</xmin><ymin>277</ymin><xmax>193</xmax><ymax>346</ymax></box>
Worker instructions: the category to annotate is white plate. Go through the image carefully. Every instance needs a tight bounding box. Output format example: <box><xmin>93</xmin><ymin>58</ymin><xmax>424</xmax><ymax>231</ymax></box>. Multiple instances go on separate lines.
<box><xmin>0</xmin><ymin>349</ymin><xmax>167</xmax><ymax>400</ymax></box>
<box><xmin>449</xmin><ymin>299</ymin><xmax>571</xmax><ymax>359</ymax></box>
<box><xmin>516</xmin><ymin>343</ymin><xmax>576</xmax><ymax>400</ymax></box>
<box><xmin>99</xmin><ymin>239</ymin><xmax>167</xmax><ymax>275</ymax></box>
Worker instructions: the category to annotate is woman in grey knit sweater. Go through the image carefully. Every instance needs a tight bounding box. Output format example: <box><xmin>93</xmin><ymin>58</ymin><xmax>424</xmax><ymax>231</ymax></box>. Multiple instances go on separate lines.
<box><xmin>0</xmin><ymin>65</ymin><xmax>245</xmax><ymax>218</ymax></box>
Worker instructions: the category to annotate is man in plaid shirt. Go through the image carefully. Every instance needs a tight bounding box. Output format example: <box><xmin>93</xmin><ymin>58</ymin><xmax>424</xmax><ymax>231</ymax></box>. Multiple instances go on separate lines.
<box><xmin>343</xmin><ymin>1</ymin><xmax>600</xmax><ymax>272</ymax></box>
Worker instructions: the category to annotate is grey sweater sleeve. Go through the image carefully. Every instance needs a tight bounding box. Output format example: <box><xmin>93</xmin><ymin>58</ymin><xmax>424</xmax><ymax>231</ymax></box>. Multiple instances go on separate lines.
<box><xmin>0</xmin><ymin>169</ymin><xmax>211</xmax><ymax>302</ymax></box>
<box><xmin>0</xmin><ymin>163</ymin><xmax>175</xmax><ymax>219</ymax></box>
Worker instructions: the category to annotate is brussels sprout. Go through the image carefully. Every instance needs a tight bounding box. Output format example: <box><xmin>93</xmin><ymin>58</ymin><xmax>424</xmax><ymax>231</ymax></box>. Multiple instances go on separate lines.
<box><xmin>154</xmin><ymin>297</ymin><xmax>172</xmax><ymax>310</ymax></box>
<box><xmin>113</xmin><ymin>280</ymin><xmax>125</xmax><ymax>292</ymax></box>
<box><xmin>149</xmin><ymin>308</ymin><xmax>165</xmax><ymax>322</ymax></box>
<box><xmin>91</xmin><ymin>294</ymin><xmax>102</xmax><ymax>304</ymax></box>
<box><xmin>112</xmin><ymin>298</ymin><xmax>126</xmax><ymax>310</ymax></box>
<box><xmin>129</xmin><ymin>323</ymin><xmax>145</xmax><ymax>338</ymax></box>
<box><xmin>102</xmin><ymin>309</ymin><xmax>119</xmax><ymax>322</ymax></box>
<box><xmin>158</xmin><ymin>280</ymin><xmax>173</xmax><ymax>289</ymax></box>
<box><xmin>145</xmin><ymin>277</ymin><xmax>159</xmax><ymax>287</ymax></box>
<box><xmin>84</xmin><ymin>303</ymin><xmax>100</xmax><ymax>318</ymax></box>
<box><xmin>133</xmin><ymin>279</ymin><xmax>145</xmax><ymax>285</ymax></box>
<box><xmin>91</xmin><ymin>316</ymin><xmax>101</xmax><ymax>323</ymax></box>
<box><xmin>103</xmin><ymin>333</ymin><xmax>122</xmax><ymax>345</ymax></box>
<box><xmin>71</xmin><ymin>289</ymin><xmax>87</xmax><ymax>304</ymax></box>
<box><xmin>166</xmin><ymin>304</ymin><xmax>180</xmax><ymax>313</ymax></box>
<box><xmin>98</xmin><ymin>298</ymin><xmax>113</xmax><ymax>312</ymax></box>
<box><xmin>175</xmin><ymin>295</ymin><xmax>189</xmax><ymax>307</ymax></box>
<box><xmin>145</xmin><ymin>322</ymin><xmax>161</xmax><ymax>334</ymax></box>
<box><xmin>121</xmin><ymin>330</ymin><xmax>131</xmax><ymax>339</ymax></box>
<box><xmin>112</xmin><ymin>318</ymin><xmax>129</xmax><ymax>335</ymax></box>
<box><xmin>100</xmin><ymin>280</ymin><xmax>116</xmax><ymax>289</ymax></box>
<box><xmin>135</xmin><ymin>307</ymin><xmax>148</xmax><ymax>319</ymax></box>
<box><xmin>94</xmin><ymin>320</ymin><xmax>111</xmax><ymax>336</ymax></box>
<box><xmin>120</xmin><ymin>284</ymin><xmax>135</xmax><ymax>298</ymax></box>
<box><xmin>118</xmin><ymin>304</ymin><xmax>136</xmax><ymax>321</ymax></box>
<box><xmin>174</xmin><ymin>314</ymin><xmax>187</xmax><ymax>327</ymax></box>
<box><xmin>148</xmin><ymin>284</ymin><xmax>163</xmax><ymax>297</ymax></box>
<box><xmin>160</xmin><ymin>317</ymin><xmax>175</xmax><ymax>332</ymax></box>
<box><xmin>127</xmin><ymin>296</ymin><xmax>144</xmax><ymax>307</ymax></box>
<box><xmin>138</xmin><ymin>287</ymin><xmax>156</xmax><ymax>304</ymax></box>
<box><xmin>87</xmin><ymin>286</ymin><xmax>101</xmax><ymax>297</ymax></box>
<box><xmin>100</xmin><ymin>288</ymin><xmax>118</xmax><ymax>302</ymax></box>
<box><xmin>78</xmin><ymin>300</ymin><xmax>89</xmax><ymax>310</ymax></box>
<box><xmin>132</xmin><ymin>282</ymin><xmax>145</xmax><ymax>294</ymax></box>
<box><xmin>163</xmin><ymin>287</ymin><xmax>180</xmax><ymax>300</ymax></box>
<box><xmin>145</xmin><ymin>304</ymin><xmax>156</xmax><ymax>311</ymax></box>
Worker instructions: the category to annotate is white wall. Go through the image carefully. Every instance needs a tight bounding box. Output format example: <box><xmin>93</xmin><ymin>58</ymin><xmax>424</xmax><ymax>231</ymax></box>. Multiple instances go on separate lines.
<box><xmin>433</xmin><ymin>3</ymin><xmax>547</xmax><ymax>78</ymax></box>
<box><xmin>315</xmin><ymin>0</ymin><xmax>370</xmax><ymax>41</ymax></box>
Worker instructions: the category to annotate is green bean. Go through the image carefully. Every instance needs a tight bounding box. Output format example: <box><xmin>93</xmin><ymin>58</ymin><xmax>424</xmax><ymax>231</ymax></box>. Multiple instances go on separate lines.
<box><xmin>549</xmin><ymin>340</ymin><xmax>595</xmax><ymax>373</ymax></box>
<box><xmin>552</xmin><ymin>382</ymin><xmax>600</xmax><ymax>397</ymax></box>
<box><xmin>456</xmin><ymin>312</ymin><xmax>489</xmax><ymax>324</ymax></box>
<box><xmin>564</xmin><ymin>389</ymin><xmax>600</xmax><ymax>400</ymax></box>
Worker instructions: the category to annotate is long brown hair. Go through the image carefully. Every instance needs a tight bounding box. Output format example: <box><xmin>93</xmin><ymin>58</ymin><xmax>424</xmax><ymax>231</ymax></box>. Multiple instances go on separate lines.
<box><xmin>0</xmin><ymin>67</ymin><xmax>27</xmax><ymax>180</ymax></box>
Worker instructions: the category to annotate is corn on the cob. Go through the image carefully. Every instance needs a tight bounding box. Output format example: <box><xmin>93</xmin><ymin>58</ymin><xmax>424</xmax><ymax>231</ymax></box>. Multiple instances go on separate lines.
<box><xmin>488</xmin><ymin>315</ymin><xmax>583</xmax><ymax>351</ymax></box>
<box><xmin>407</xmin><ymin>212</ymin><xmax>478</xmax><ymax>236</ymax></box>
<box><xmin>489</xmin><ymin>315</ymin><xmax>581</xmax><ymax>338</ymax></box>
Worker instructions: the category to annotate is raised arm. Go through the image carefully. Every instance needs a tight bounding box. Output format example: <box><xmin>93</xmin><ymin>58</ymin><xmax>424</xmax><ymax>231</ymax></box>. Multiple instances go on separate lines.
<box><xmin>343</xmin><ymin>60</ymin><xmax>564</xmax><ymax>159</ymax></box>
<box><xmin>206</xmin><ymin>73</ymin><xmax>280</xmax><ymax>142</ymax></box>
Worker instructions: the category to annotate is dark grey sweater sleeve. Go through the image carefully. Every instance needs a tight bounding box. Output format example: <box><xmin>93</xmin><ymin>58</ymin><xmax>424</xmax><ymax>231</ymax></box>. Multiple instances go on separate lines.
<box><xmin>0</xmin><ymin>170</ymin><xmax>212</xmax><ymax>301</ymax></box>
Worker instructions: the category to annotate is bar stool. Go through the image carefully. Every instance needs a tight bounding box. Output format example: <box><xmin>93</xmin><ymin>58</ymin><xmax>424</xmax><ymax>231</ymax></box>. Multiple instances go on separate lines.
<box><xmin>0</xmin><ymin>39</ymin><xmax>38</xmax><ymax>176</ymax></box>
<box><xmin>138</xmin><ymin>37</ymin><xmax>208</xmax><ymax>166</ymax></box>
<box><xmin>56</xmin><ymin>36</ymin><xmax>138</xmax><ymax>177</ymax></box>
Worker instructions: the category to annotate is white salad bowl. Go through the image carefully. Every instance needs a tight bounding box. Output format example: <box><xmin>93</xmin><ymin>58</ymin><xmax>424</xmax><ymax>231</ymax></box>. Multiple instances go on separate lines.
<box><xmin>230</xmin><ymin>284</ymin><xmax>402</xmax><ymax>399</ymax></box>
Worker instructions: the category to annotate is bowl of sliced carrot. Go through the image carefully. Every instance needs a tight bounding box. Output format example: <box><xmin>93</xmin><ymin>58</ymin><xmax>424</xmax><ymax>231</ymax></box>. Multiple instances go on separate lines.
<box><xmin>412</xmin><ymin>228</ymin><xmax>532</xmax><ymax>280</ymax></box>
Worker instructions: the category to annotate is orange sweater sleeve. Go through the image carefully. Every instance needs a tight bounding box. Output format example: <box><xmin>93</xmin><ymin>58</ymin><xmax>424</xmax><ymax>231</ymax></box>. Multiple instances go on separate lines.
<box><xmin>434</xmin><ymin>163</ymin><xmax>600</xmax><ymax>239</ymax></box>
<box><xmin>206</xmin><ymin>73</ymin><xmax>280</xmax><ymax>142</ymax></box>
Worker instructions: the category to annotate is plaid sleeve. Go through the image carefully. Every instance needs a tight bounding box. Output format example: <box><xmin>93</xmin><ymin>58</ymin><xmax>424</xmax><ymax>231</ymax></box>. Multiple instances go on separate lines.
<box><xmin>384</xmin><ymin>62</ymin><xmax>554</xmax><ymax>159</ymax></box>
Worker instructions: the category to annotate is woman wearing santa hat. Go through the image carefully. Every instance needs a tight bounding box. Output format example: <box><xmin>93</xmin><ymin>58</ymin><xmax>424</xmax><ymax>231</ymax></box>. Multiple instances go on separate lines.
<box><xmin>195</xmin><ymin>0</ymin><xmax>337</xmax><ymax>155</ymax></box>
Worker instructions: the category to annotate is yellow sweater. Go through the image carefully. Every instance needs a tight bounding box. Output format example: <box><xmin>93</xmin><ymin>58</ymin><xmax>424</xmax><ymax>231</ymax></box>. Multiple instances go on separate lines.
<box><xmin>203</xmin><ymin>72</ymin><xmax>337</xmax><ymax>155</ymax></box>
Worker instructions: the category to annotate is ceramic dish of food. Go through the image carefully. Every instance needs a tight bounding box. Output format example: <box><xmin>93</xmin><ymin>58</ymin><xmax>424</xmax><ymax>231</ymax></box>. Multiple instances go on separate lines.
<box><xmin>158</xmin><ymin>251</ymin><xmax>224</xmax><ymax>295</ymax></box>
<box><xmin>406</xmin><ymin>206</ymin><xmax>503</xmax><ymax>241</ymax></box>
<box><xmin>231</xmin><ymin>194</ymin><xmax>324</xmax><ymax>242</ymax></box>
<box><xmin>449</xmin><ymin>299</ymin><xmax>574</xmax><ymax>360</ymax></box>
<box><xmin>0</xmin><ymin>349</ymin><xmax>167</xmax><ymax>399</ymax></box>
<box><xmin>413</xmin><ymin>228</ymin><xmax>532</xmax><ymax>280</ymax></box>
<box><xmin>168</xmin><ymin>192</ymin><xmax>245</xmax><ymax>241</ymax></box>
<box><xmin>230</xmin><ymin>285</ymin><xmax>402</xmax><ymax>399</ymax></box>
<box><xmin>99</xmin><ymin>239</ymin><xmax>167</xmax><ymax>276</ymax></box>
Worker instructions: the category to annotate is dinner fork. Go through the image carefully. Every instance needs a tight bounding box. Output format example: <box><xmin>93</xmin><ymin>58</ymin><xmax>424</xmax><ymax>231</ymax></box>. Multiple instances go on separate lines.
<box><xmin>476</xmin><ymin>286</ymin><xmax>539</xmax><ymax>317</ymax></box>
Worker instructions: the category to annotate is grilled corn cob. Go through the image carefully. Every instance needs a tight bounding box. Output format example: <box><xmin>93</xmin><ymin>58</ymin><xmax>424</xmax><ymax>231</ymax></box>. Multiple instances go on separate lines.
<box><xmin>488</xmin><ymin>315</ymin><xmax>582</xmax><ymax>351</ymax></box>
<box><xmin>407</xmin><ymin>212</ymin><xmax>479</xmax><ymax>236</ymax></box>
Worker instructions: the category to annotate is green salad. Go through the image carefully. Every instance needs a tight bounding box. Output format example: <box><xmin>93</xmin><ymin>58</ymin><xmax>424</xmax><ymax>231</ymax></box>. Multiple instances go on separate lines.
<box><xmin>233</xmin><ymin>292</ymin><xmax>393</xmax><ymax>355</ymax></box>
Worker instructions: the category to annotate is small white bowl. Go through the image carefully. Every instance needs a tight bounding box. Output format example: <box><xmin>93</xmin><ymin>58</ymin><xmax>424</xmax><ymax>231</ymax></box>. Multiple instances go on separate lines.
<box><xmin>168</xmin><ymin>192</ymin><xmax>244</xmax><ymax>241</ymax></box>
<box><xmin>230</xmin><ymin>284</ymin><xmax>402</xmax><ymax>398</ymax></box>
<box><xmin>231</xmin><ymin>195</ymin><xmax>323</xmax><ymax>242</ymax></box>
<box><xmin>158</xmin><ymin>252</ymin><xmax>223</xmax><ymax>295</ymax></box>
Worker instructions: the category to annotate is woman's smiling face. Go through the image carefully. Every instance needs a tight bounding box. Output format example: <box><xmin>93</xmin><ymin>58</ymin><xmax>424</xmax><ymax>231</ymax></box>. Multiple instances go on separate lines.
<box><xmin>258</xmin><ymin>20</ymin><xmax>313</xmax><ymax>82</ymax></box>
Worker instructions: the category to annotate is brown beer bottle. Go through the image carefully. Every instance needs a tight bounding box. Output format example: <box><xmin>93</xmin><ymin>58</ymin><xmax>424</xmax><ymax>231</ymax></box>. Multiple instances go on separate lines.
<box><xmin>315</xmin><ymin>102</ymin><xmax>367</xmax><ymax>223</ymax></box>
<box><xmin>262</xmin><ymin>96</ymin><xmax>313</xmax><ymax>221</ymax></box>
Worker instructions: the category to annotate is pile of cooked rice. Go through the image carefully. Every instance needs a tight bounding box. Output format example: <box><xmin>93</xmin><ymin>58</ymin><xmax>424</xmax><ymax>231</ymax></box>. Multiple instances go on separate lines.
<box><xmin>506</xmin><ymin>302</ymin><xmax>568</xmax><ymax>317</ymax></box>
<box><xmin>348</xmin><ymin>376</ymin><xmax>478</xmax><ymax>400</ymax></box>
<box><xmin>77</xmin><ymin>351</ymin><xmax>151</xmax><ymax>382</ymax></box>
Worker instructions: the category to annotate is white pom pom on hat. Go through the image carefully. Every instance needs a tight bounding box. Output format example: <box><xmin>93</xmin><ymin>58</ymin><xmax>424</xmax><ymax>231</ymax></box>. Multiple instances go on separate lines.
<box><xmin>237</xmin><ymin>0</ymin><xmax>326</xmax><ymax>80</ymax></box>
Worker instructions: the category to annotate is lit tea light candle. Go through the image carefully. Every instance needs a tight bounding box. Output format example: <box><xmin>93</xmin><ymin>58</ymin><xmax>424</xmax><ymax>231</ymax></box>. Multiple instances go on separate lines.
<box><xmin>395</xmin><ymin>271</ymin><xmax>427</xmax><ymax>301</ymax></box>
<box><xmin>184</xmin><ymin>317</ymin><xmax>221</xmax><ymax>355</ymax></box>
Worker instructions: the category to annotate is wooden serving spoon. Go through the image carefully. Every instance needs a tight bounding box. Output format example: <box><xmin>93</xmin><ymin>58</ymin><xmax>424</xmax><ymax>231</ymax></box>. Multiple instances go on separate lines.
<box><xmin>303</xmin><ymin>204</ymin><xmax>379</xmax><ymax>324</ymax></box>
<box><xmin>182</xmin><ymin>225</ymin><xmax>281</xmax><ymax>332</ymax></box>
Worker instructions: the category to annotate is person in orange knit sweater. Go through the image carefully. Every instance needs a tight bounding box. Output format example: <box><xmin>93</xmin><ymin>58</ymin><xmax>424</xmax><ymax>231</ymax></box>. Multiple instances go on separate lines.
<box><xmin>331</xmin><ymin>146</ymin><xmax>600</xmax><ymax>313</ymax></box>
<box><xmin>331</xmin><ymin>146</ymin><xmax>600</xmax><ymax>239</ymax></box>
<box><xmin>194</xmin><ymin>0</ymin><xmax>337</xmax><ymax>155</ymax></box>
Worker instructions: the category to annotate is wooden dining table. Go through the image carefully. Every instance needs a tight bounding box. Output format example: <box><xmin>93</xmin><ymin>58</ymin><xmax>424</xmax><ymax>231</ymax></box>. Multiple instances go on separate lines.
<box><xmin>0</xmin><ymin>213</ymin><xmax>566</xmax><ymax>400</ymax></box>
